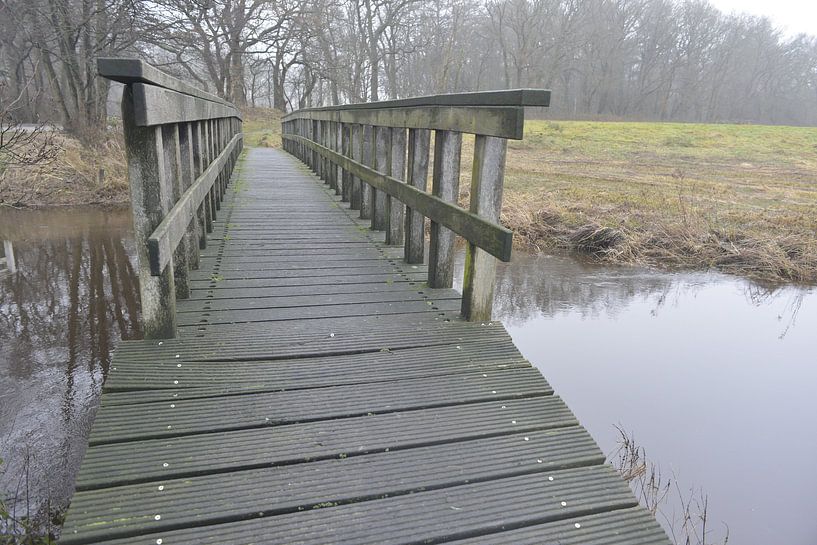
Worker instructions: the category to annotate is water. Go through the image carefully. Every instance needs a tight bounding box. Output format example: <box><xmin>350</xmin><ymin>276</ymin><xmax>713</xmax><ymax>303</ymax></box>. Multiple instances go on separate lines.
<box><xmin>1</xmin><ymin>208</ymin><xmax>815</xmax><ymax>544</ymax></box>
<box><xmin>0</xmin><ymin>207</ymin><xmax>139</xmax><ymax>532</ymax></box>
<box><xmin>456</xmin><ymin>252</ymin><xmax>817</xmax><ymax>545</ymax></box>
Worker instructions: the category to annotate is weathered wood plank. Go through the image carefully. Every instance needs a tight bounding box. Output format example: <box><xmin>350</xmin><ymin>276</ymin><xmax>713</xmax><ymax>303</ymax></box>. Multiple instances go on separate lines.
<box><xmin>281</xmin><ymin>104</ymin><xmax>525</xmax><ymax>139</ymax></box>
<box><xmin>462</xmin><ymin>135</ymin><xmax>508</xmax><ymax>320</ymax></box>
<box><xmin>282</xmin><ymin>88</ymin><xmax>550</xmax><ymax>113</ymax></box>
<box><xmin>97</xmin><ymin>57</ymin><xmax>235</xmax><ymax>108</ymax></box>
<box><xmin>62</xmin><ymin>428</ymin><xmax>598</xmax><ymax>544</ymax></box>
<box><xmin>75</xmin><ymin>396</ymin><xmax>576</xmax><ymax>490</ymax></box>
<box><xmin>132</xmin><ymin>83</ymin><xmax>240</xmax><ymax>127</ymax></box>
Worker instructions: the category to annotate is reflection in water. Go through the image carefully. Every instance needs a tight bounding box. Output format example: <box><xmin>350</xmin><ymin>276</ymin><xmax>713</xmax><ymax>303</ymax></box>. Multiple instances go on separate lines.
<box><xmin>457</xmin><ymin>252</ymin><xmax>817</xmax><ymax>545</ymax></box>
<box><xmin>0</xmin><ymin>208</ymin><xmax>139</xmax><ymax>530</ymax></box>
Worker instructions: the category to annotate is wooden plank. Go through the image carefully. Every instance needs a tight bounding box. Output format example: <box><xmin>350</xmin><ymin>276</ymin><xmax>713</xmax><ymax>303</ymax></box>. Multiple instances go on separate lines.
<box><xmin>62</xmin><ymin>428</ymin><xmax>598</xmax><ymax>544</ymax></box>
<box><xmin>75</xmin><ymin>396</ymin><xmax>576</xmax><ymax>490</ymax></box>
<box><xmin>282</xmin><ymin>88</ymin><xmax>550</xmax><ymax>114</ymax></box>
<box><xmin>132</xmin><ymin>83</ymin><xmax>240</xmax><ymax>127</ymax></box>
<box><xmin>282</xmin><ymin>134</ymin><xmax>512</xmax><ymax>261</ymax></box>
<box><xmin>97</xmin><ymin>58</ymin><xmax>235</xmax><ymax>108</ymax></box>
<box><xmin>281</xmin><ymin>105</ymin><xmax>525</xmax><ymax>139</ymax></box>
<box><xmin>78</xmin><ymin>467</ymin><xmax>637</xmax><ymax>545</ymax></box>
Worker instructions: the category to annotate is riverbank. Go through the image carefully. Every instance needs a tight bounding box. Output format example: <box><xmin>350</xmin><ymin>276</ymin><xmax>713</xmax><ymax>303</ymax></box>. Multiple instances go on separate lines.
<box><xmin>0</xmin><ymin>127</ymin><xmax>129</xmax><ymax>208</ymax></box>
<box><xmin>463</xmin><ymin>120</ymin><xmax>817</xmax><ymax>284</ymax></box>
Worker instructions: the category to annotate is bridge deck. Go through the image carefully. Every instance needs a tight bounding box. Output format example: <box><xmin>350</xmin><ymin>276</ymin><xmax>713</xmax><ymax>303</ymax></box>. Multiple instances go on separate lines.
<box><xmin>61</xmin><ymin>148</ymin><xmax>669</xmax><ymax>544</ymax></box>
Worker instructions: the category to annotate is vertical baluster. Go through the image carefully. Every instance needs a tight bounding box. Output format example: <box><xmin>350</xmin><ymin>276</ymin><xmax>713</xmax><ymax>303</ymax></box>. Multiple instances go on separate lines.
<box><xmin>178</xmin><ymin>122</ymin><xmax>200</xmax><ymax>270</ymax></box>
<box><xmin>404</xmin><ymin>128</ymin><xmax>431</xmax><ymax>263</ymax></box>
<box><xmin>313</xmin><ymin>120</ymin><xmax>321</xmax><ymax>176</ymax></box>
<box><xmin>121</xmin><ymin>86</ymin><xmax>176</xmax><ymax>338</ymax></box>
<box><xmin>360</xmin><ymin>125</ymin><xmax>373</xmax><ymax>220</ymax></box>
<box><xmin>351</xmin><ymin>124</ymin><xmax>363</xmax><ymax>210</ymax></box>
<box><xmin>193</xmin><ymin>121</ymin><xmax>211</xmax><ymax>240</ymax></box>
<box><xmin>205</xmin><ymin>120</ymin><xmax>217</xmax><ymax>221</ymax></box>
<box><xmin>371</xmin><ymin>126</ymin><xmax>389</xmax><ymax>230</ymax></box>
<box><xmin>387</xmin><ymin>127</ymin><xmax>406</xmax><ymax>245</ymax></box>
<box><xmin>462</xmin><ymin>135</ymin><xmax>508</xmax><ymax>321</ymax></box>
<box><xmin>428</xmin><ymin>130</ymin><xmax>462</xmax><ymax>288</ymax></box>
<box><xmin>161</xmin><ymin>124</ymin><xmax>190</xmax><ymax>300</ymax></box>
<box><xmin>341</xmin><ymin>123</ymin><xmax>351</xmax><ymax>202</ymax></box>
<box><xmin>334</xmin><ymin>121</ymin><xmax>342</xmax><ymax>195</ymax></box>
<box><xmin>210</xmin><ymin>121</ymin><xmax>222</xmax><ymax>211</ymax></box>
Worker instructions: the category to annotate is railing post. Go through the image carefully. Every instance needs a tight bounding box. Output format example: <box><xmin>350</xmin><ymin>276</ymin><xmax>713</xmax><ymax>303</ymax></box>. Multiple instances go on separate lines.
<box><xmin>334</xmin><ymin>122</ymin><xmax>342</xmax><ymax>196</ymax></box>
<box><xmin>192</xmin><ymin>121</ymin><xmax>211</xmax><ymax>240</ymax></box>
<box><xmin>178</xmin><ymin>122</ymin><xmax>201</xmax><ymax>270</ymax></box>
<box><xmin>387</xmin><ymin>127</ymin><xmax>406</xmax><ymax>245</ymax></box>
<box><xmin>461</xmin><ymin>136</ymin><xmax>508</xmax><ymax>321</ymax></box>
<box><xmin>404</xmin><ymin>128</ymin><xmax>430</xmax><ymax>263</ymax></box>
<box><xmin>341</xmin><ymin>123</ymin><xmax>351</xmax><ymax>202</ymax></box>
<box><xmin>351</xmin><ymin>124</ymin><xmax>363</xmax><ymax>210</ymax></box>
<box><xmin>161</xmin><ymin>124</ymin><xmax>191</xmax><ymax>300</ymax></box>
<box><xmin>372</xmin><ymin>126</ymin><xmax>389</xmax><ymax>230</ymax></box>
<box><xmin>121</xmin><ymin>85</ymin><xmax>177</xmax><ymax>338</ymax></box>
<box><xmin>360</xmin><ymin>125</ymin><xmax>374</xmax><ymax>220</ymax></box>
<box><xmin>428</xmin><ymin>130</ymin><xmax>462</xmax><ymax>288</ymax></box>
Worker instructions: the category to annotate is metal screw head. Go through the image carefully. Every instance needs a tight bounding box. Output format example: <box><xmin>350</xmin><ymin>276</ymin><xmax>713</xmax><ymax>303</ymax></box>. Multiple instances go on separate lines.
<box><xmin>154</xmin><ymin>514</ymin><xmax>161</xmax><ymax>521</ymax></box>
<box><xmin>511</xmin><ymin>420</ymin><xmax>517</xmax><ymax>424</ymax></box>
<box><xmin>173</xmin><ymin>380</ymin><xmax>178</xmax><ymax>385</ymax></box>
<box><xmin>162</xmin><ymin>463</ymin><xmax>169</xmax><ymax>468</ymax></box>
<box><xmin>177</xmin><ymin>363</ymin><xmax>182</xmax><ymax>368</ymax></box>
<box><xmin>170</xmin><ymin>404</ymin><xmax>175</xmax><ymax>408</ymax></box>
<box><xmin>158</xmin><ymin>485</ymin><xmax>164</xmax><ymax>491</ymax></box>
<box><xmin>524</xmin><ymin>437</ymin><xmax>529</xmax><ymax>441</ymax></box>
<box><xmin>156</xmin><ymin>539</ymin><xmax>163</xmax><ymax>545</ymax></box>
<box><xmin>548</xmin><ymin>476</ymin><xmax>554</xmax><ymax>481</ymax></box>
<box><xmin>574</xmin><ymin>523</ymin><xmax>581</xmax><ymax>529</ymax></box>
<box><xmin>175</xmin><ymin>354</ymin><xmax>180</xmax><ymax>358</ymax></box>
<box><xmin>561</xmin><ymin>501</ymin><xmax>567</xmax><ymax>507</ymax></box>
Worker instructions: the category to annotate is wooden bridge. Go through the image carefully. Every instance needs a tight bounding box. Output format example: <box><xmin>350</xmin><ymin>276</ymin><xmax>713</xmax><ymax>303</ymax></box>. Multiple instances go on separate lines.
<box><xmin>60</xmin><ymin>59</ymin><xmax>670</xmax><ymax>544</ymax></box>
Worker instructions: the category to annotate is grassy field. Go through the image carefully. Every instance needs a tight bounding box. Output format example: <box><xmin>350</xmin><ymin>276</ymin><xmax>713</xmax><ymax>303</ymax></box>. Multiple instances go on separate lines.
<box><xmin>243</xmin><ymin>110</ymin><xmax>817</xmax><ymax>284</ymax></box>
<box><xmin>492</xmin><ymin>120</ymin><xmax>817</xmax><ymax>283</ymax></box>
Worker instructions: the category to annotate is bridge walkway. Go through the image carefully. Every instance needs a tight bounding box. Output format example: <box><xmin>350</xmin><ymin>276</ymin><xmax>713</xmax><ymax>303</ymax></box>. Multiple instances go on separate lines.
<box><xmin>60</xmin><ymin>147</ymin><xmax>670</xmax><ymax>545</ymax></box>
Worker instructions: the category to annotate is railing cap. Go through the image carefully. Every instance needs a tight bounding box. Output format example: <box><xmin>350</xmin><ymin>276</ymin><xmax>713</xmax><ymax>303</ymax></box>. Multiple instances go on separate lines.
<box><xmin>282</xmin><ymin>88</ymin><xmax>550</xmax><ymax>120</ymax></box>
<box><xmin>98</xmin><ymin>58</ymin><xmax>233</xmax><ymax>108</ymax></box>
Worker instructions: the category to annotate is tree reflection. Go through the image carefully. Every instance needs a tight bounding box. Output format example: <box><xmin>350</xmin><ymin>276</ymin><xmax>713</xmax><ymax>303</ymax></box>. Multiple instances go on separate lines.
<box><xmin>0</xmin><ymin>210</ymin><xmax>140</xmax><ymax>532</ymax></box>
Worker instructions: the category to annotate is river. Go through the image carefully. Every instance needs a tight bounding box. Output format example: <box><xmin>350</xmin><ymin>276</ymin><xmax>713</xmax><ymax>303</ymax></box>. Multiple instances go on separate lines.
<box><xmin>1</xmin><ymin>207</ymin><xmax>815</xmax><ymax>543</ymax></box>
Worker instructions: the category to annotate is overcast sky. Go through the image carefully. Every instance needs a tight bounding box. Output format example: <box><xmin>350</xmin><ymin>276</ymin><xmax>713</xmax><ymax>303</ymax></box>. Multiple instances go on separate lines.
<box><xmin>708</xmin><ymin>0</ymin><xmax>817</xmax><ymax>37</ymax></box>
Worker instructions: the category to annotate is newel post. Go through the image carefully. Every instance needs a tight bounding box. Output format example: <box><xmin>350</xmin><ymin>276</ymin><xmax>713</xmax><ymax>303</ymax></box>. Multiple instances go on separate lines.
<box><xmin>462</xmin><ymin>135</ymin><xmax>508</xmax><ymax>321</ymax></box>
<box><xmin>121</xmin><ymin>85</ymin><xmax>177</xmax><ymax>338</ymax></box>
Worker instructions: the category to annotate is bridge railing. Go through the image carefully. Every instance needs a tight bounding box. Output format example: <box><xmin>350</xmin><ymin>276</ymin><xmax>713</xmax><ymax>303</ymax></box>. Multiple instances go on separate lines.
<box><xmin>99</xmin><ymin>58</ymin><xmax>243</xmax><ymax>339</ymax></box>
<box><xmin>281</xmin><ymin>90</ymin><xmax>550</xmax><ymax>321</ymax></box>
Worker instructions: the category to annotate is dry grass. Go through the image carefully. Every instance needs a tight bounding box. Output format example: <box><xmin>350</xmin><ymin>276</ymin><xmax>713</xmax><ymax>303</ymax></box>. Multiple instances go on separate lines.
<box><xmin>242</xmin><ymin>107</ymin><xmax>282</xmax><ymax>149</ymax></box>
<box><xmin>0</xmin><ymin>127</ymin><xmax>128</xmax><ymax>207</ymax></box>
<box><xmin>458</xmin><ymin>120</ymin><xmax>817</xmax><ymax>284</ymax></box>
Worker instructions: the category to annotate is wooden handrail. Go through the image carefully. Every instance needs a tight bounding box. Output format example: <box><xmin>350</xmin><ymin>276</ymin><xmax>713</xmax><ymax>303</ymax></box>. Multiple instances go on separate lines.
<box><xmin>281</xmin><ymin>89</ymin><xmax>549</xmax><ymax>321</ymax></box>
<box><xmin>99</xmin><ymin>58</ymin><xmax>243</xmax><ymax>339</ymax></box>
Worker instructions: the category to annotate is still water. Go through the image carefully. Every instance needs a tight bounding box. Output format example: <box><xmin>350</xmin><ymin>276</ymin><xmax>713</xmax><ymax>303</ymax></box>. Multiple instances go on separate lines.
<box><xmin>0</xmin><ymin>207</ymin><xmax>139</xmax><ymax>531</ymax></box>
<box><xmin>0</xmin><ymin>208</ymin><xmax>815</xmax><ymax>544</ymax></box>
<box><xmin>457</xmin><ymin>252</ymin><xmax>817</xmax><ymax>545</ymax></box>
